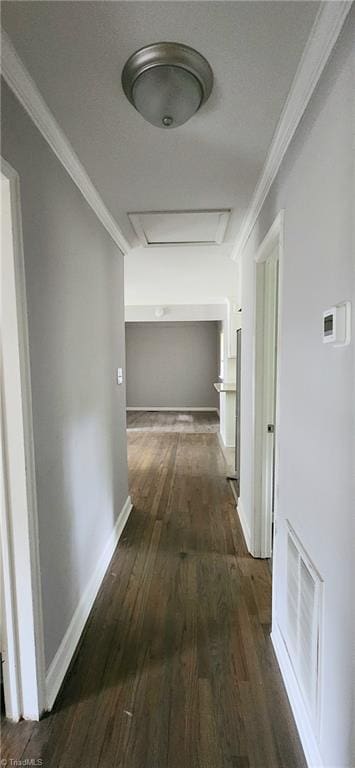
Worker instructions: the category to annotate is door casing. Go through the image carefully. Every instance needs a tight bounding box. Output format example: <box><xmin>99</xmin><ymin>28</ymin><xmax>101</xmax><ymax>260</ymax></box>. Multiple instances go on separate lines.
<box><xmin>251</xmin><ymin>211</ymin><xmax>284</xmax><ymax>559</ymax></box>
<box><xmin>1</xmin><ymin>158</ymin><xmax>46</xmax><ymax>720</ymax></box>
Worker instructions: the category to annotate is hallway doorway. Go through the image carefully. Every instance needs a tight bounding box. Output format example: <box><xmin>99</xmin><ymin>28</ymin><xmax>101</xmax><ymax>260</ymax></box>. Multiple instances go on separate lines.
<box><xmin>252</xmin><ymin>213</ymin><xmax>283</xmax><ymax>561</ymax></box>
<box><xmin>1</xmin><ymin>161</ymin><xmax>45</xmax><ymax>721</ymax></box>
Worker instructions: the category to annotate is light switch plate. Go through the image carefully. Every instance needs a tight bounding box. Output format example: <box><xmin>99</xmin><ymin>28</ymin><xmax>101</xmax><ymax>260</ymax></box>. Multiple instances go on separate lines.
<box><xmin>117</xmin><ymin>367</ymin><xmax>123</xmax><ymax>385</ymax></box>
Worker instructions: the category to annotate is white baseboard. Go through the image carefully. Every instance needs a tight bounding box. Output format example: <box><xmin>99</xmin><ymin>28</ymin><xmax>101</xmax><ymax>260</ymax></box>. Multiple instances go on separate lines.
<box><xmin>217</xmin><ymin>432</ymin><xmax>235</xmax><ymax>469</ymax></box>
<box><xmin>222</xmin><ymin>438</ymin><xmax>235</xmax><ymax>448</ymax></box>
<box><xmin>236</xmin><ymin>497</ymin><xmax>251</xmax><ymax>551</ymax></box>
<box><xmin>217</xmin><ymin>428</ymin><xmax>235</xmax><ymax>449</ymax></box>
<box><xmin>271</xmin><ymin>622</ymin><xmax>324</xmax><ymax>768</ymax></box>
<box><xmin>45</xmin><ymin>495</ymin><xmax>133</xmax><ymax>710</ymax></box>
<box><xmin>126</xmin><ymin>406</ymin><xmax>219</xmax><ymax>412</ymax></box>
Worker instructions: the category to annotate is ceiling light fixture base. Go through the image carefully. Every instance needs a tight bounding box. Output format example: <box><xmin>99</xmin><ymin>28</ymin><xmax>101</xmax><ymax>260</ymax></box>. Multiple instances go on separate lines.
<box><xmin>122</xmin><ymin>42</ymin><xmax>213</xmax><ymax>129</ymax></box>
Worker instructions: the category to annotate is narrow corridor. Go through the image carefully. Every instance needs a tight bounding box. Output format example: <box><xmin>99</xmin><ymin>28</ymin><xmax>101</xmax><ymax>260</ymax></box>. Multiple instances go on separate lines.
<box><xmin>1</xmin><ymin>413</ymin><xmax>306</xmax><ymax>767</ymax></box>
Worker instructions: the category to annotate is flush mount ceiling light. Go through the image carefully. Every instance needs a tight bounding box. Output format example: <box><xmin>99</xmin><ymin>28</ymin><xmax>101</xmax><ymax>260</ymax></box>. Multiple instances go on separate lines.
<box><xmin>121</xmin><ymin>42</ymin><xmax>213</xmax><ymax>129</ymax></box>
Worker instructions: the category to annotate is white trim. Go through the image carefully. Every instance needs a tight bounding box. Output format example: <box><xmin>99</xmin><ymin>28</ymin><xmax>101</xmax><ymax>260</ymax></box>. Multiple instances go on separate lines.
<box><xmin>220</xmin><ymin>439</ymin><xmax>235</xmax><ymax>449</ymax></box>
<box><xmin>255</xmin><ymin>235</ymin><xmax>279</xmax><ymax>556</ymax></box>
<box><xmin>125</xmin><ymin>304</ymin><xmax>226</xmax><ymax>323</ymax></box>
<box><xmin>126</xmin><ymin>406</ymin><xmax>219</xmax><ymax>412</ymax></box>
<box><xmin>251</xmin><ymin>212</ymin><xmax>284</xmax><ymax>559</ymax></box>
<box><xmin>249</xmin><ymin>210</ymin><xmax>284</xmax><ymax>557</ymax></box>
<box><xmin>1</xmin><ymin>159</ymin><xmax>46</xmax><ymax>719</ymax></box>
<box><xmin>46</xmin><ymin>495</ymin><xmax>133</xmax><ymax>711</ymax></box>
<box><xmin>285</xmin><ymin>520</ymin><xmax>324</xmax><ymax>738</ymax></box>
<box><xmin>232</xmin><ymin>1</ymin><xmax>351</xmax><ymax>261</ymax></box>
<box><xmin>1</xmin><ymin>29</ymin><xmax>131</xmax><ymax>256</ymax></box>
<box><xmin>216</xmin><ymin>431</ymin><xmax>233</xmax><ymax>466</ymax></box>
<box><xmin>271</xmin><ymin>623</ymin><xmax>324</xmax><ymax>768</ymax></box>
<box><xmin>128</xmin><ymin>212</ymin><xmax>149</xmax><ymax>247</ymax></box>
<box><xmin>250</xmin><ymin>210</ymin><xmax>284</xmax><ymax>557</ymax></box>
<box><xmin>215</xmin><ymin>211</ymin><xmax>230</xmax><ymax>245</ymax></box>
<box><xmin>0</xmin><ymin>406</ymin><xmax>21</xmax><ymax>721</ymax></box>
<box><xmin>236</xmin><ymin>498</ymin><xmax>251</xmax><ymax>552</ymax></box>
<box><xmin>128</xmin><ymin>209</ymin><xmax>230</xmax><ymax>248</ymax></box>
<box><xmin>255</xmin><ymin>212</ymin><xmax>284</xmax><ymax>265</ymax></box>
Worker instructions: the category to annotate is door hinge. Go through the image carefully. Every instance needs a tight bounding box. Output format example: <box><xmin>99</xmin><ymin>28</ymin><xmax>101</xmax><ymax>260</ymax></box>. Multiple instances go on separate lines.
<box><xmin>267</xmin><ymin>424</ymin><xmax>275</xmax><ymax>433</ymax></box>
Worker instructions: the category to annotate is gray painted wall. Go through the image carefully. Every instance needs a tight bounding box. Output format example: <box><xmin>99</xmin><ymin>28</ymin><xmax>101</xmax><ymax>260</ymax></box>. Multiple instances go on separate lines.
<box><xmin>125</xmin><ymin>321</ymin><xmax>219</xmax><ymax>408</ymax></box>
<box><xmin>1</xmin><ymin>80</ymin><xmax>129</xmax><ymax>671</ymax></box>
<box><xmin>239</xmin><ymin>12</ymin><xmax>355</xmax><ymax>768</ymax></box>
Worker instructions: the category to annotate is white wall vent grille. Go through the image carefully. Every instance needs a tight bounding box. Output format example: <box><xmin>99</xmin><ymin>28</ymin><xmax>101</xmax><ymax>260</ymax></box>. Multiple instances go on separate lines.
<box><xmin>286</xmin><ymin>522</ymin><xmax>323</xmax><ymax>730</ymax></box>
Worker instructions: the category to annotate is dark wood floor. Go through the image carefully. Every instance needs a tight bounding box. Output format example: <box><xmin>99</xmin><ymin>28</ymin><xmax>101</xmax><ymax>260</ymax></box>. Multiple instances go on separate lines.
<box><xmin>1</xmin><ymin>413</ymin><xmax>306</xmax><ymax>767</ymax></box>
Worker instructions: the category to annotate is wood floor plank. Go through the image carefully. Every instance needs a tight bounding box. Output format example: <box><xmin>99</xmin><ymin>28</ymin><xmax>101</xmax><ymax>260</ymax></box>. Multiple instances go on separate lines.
<box><xmin>1</xmin><ymin>412</ymin><xmax>306</xmax><ymax>768</ymax></box>
<box><xmin>197</xmin><ymin>677</ymin><xmax>224</xmax><ymax>768</ymax></box>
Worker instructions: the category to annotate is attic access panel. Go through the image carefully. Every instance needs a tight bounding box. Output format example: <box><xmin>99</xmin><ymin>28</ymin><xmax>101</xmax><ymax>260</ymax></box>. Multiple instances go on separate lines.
<box><xmin>128</xmin><ymin>209</ymin><xmax>230</xmax><ymax>247</ymax></box>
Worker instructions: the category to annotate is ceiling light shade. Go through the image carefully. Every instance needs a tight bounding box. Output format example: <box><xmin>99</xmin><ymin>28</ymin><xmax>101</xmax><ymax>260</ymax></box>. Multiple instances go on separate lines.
<box><xmin>122</xmin><ymin>42</ymin><xmax>213</xmax><ymax>129</ymax></box>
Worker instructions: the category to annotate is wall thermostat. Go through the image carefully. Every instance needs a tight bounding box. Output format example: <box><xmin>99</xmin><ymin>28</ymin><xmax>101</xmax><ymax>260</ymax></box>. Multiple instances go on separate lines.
<box><xmin>323</xmin><ymin>302</ymin><xmax>351</xmax><ymax>346</ymax></box>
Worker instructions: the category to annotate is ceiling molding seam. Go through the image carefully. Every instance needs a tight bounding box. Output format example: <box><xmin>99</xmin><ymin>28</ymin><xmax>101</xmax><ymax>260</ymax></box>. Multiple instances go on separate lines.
<box><xmin>231</xmin><ymin>0</ymin><xmax>352</xmax><ymax>262</ymax></box>
<box><xmin>1</xmin><ymin>28</ymin><xmax>131</xmax><ymax>255</ymax></box>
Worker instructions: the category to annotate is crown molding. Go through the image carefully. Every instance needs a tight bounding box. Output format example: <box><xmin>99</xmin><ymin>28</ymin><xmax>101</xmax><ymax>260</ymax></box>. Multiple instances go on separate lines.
<box><xmin>1</xmin><ymin>29</ymin><xmax>131</xmax><ymax>255</ymax></box>
<box><xmin>231</xmin><ymin>0</ymin><xmax>352</xmax><ymax>261</ymax></box>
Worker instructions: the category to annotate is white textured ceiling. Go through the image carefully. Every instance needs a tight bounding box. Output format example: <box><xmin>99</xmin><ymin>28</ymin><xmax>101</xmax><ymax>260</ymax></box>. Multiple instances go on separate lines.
<box><xmin>2</xmin><ymin>0</ymin><xmax>319</xmax><ymax>258</ymax></box>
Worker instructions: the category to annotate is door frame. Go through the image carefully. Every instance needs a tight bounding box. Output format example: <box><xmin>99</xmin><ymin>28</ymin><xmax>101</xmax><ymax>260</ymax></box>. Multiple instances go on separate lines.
<box><xmin>1</xmin><ymin>158</ymin><xmax>46</xmax><ymax>719</ymax></box>
<box><xmin>251</xmin><ymin>211</ymin><xmax>284</xmax><ymax>558</ymax></box>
